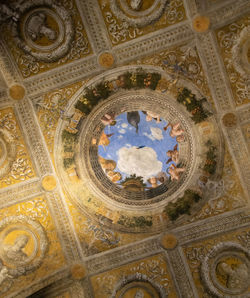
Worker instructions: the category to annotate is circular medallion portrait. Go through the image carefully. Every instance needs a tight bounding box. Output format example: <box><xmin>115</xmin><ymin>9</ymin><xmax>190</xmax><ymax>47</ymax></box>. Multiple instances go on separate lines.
<box><xmin>110</xmin><ymin>0</ymin><xmax>168</xmax><ymax>27</ymax></box>
<box><xmin>215</xmin><ymin>255</ymin><xmax>249</xmax><ymax>292</ymax></box>
<box><xmin>13</xmin><ymin>0</ymin><xmax>74</xmax><ymax>63</ymax></box>
<box><xmin>23</xmin><ymin>8</ymin><xmax>62</xmax><ymax>50</ymax></box>
<box><xmin>0</xmin><ymin>226</ymin><xmax>37</xmax><ymax>266</ymax></box>
<box><xmin>0</xmin><ymin>216</ymin><xmax>48</xmax><ymax>275</ymax></box>
<box><xmin>113</xmin><ymin>280</ymin><xmax>165</xmax><ymax>298</ymax></box>
<box><xmin>201</xmin><ymin>242</ymin><xmax>250</xmax><ymax>297</ymax></box>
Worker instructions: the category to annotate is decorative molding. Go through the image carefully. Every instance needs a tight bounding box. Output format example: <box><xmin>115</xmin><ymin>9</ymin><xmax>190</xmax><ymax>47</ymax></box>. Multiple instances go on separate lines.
<box><xmin>0</xmin><ymin>94</ymin><xmax>11</xmax><ymax>106</ymax></box>
<box><xmin>23</xmin><ymin>56</ymin><xmax>99</xmax><ymax>97</ymax></box>
<box><xmin>76</xmin><ymin>0</ymin><xmax>111</xmax><ymax>53</ymax></box>
<box><xmin>114</xmin><ymin>22</ymin><xmax>194</xmax><ymax>64</ymax></box>
<box><xmin>174</xmin><ymin>209</ymin><xmax>250</xmax><ymax>245</ymax></box>
<box><xmin>0</xmin><ymin>178</ymin><xmax>41</xmax><ymax>208</ymax></box>
<box><xmin>182</xmin><ymin>0</ymin><xmax>198</xmax><ymax>18</ymax></box>
<box><xmin>86</xmin><ymin>237</ymin><xmax>161</xmax><ymax>275</ymax></box>
<box><xmin>0</xmin><ymin>215</ymin><xmax>48</xmax><ymax>271</ymax></box>
<box><xmin>20</xmin><ymin>274</ymin><xmax>88</xmax><ymax>298</ymax></box>
<box><xmin>11</xmin><ymin>268</ymin><xmax>69</xmax><ymax>298</ymax></box>
<box><xmin>167</xmin><ymin>248</ymin><xmax>197</xmax><ymax>298</ymax></box>
<box><xmin>0</xmin><ymin>215</ymin><xmax>49</xmax><ymax>294</ymax></box>
<box><xmin>208</xmin><ymin>0</ymin><xmax>250</xmax><ymax>29</ymax></box>
<box><xmin>45</xmin><ymin>192</ymin><xmax>83</xmax><ymax>263</ymax></box>
<box><xmin>237</xmin><ymin>104</ymin><xmax>250</xmax><ymax>124</ymax></box>
<box><xmin>0</xmin><ymin>41</ymin><xmax>21</xmax><ymax>86</ymax></box>
<box><xmin>16</xmin><ymin>99</ymin><xmax>53</xmax><ymax>176</ymax></box>
<box><xmin>12</xmin><ymin>0</ymin><xmax>74</xmax><ymax>63</ymax></box>
<box><xmin>196</xmin><ymin>32</ymin><xmax>235</xmax><ymax>111</ymax></box>
<box><xmin>223</xmin><ymin>126</ymin><xmax>250</xmax><ymax>195</ymax></box>
<box><xmin>110</xmin><ymin>273</ymin><xmax>167</xmax><ymax>298</ymax></box>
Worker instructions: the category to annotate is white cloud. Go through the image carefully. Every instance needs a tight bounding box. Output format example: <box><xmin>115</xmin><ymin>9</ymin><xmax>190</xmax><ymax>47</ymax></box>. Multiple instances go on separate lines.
<box><xmin>144</xmin><ymin>127</ymin><xmax>163</xmax><ymax>141</ymax></box>
<box><xmin>143</xmin><ymin>132</ymin><xmax>155</xmax><ymax>141</ymax></box>
<box><xmin>121</xmin><ymin>123</ymin><xmax>128</xmax><ymax>128</ymax></box>
<box><xmin>118</xmin><ymin>135</ymin><xmax>123</xmax><ymax>139</ymax></box>
<box><xmin>125</xmin><ymin>144</ymin><xmax>131</xmax><ymax>148</ymax></box>
<box><xmin>119</xmin><ymin>129</ymin><xmax>126</xmax><ymax>134</ymax></box>
<box><xmin>117</xmin><ymin>146</ymin><xmax>162</xmax><ymax>180</ymax></box>
<box><xmin>150</xmin><ymin>127</ymin><xmax>163</xmax><ymax>141</ymax></box>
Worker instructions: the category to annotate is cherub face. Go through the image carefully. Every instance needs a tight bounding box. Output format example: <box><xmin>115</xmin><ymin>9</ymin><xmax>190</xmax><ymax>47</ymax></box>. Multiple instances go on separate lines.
<box><xmin>149</xmin><ymin>177</ymin><xmax>157</xmax><ymax>184</ymax></box>
<box><xmin>176</xmin><ymin>135</ymin><xmax>185</xmax><ymax>142</ymax></box>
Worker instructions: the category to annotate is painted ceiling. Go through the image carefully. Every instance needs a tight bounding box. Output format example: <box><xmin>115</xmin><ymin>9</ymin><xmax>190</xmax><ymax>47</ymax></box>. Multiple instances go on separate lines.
<box><xmin>0</xmin><ymin>0</ymin><xmax>249</xmax><ymax>297</ymax></box>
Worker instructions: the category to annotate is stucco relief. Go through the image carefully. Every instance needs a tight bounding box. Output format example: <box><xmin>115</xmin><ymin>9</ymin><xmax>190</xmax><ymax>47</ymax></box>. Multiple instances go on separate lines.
<box><xmin>109</xmin><ymin>0</ymin><xmax>169</xmax><ymax>27</ymax></box>
<box><xmin>1</xmin><ymin>0</ymin><xmax>90</xmax><ymax>78</ymax></box>
<box><xmin>201</xmin><ymin>242</ymin><xmax>250</xmax><ymax>297</ymax></box>
<box><xmin>0</xmin><ymin>0</ymin><xmax>249</xmax><ymax>296</ymax></box>
<box><xmin>100</xmin><ymin>0</ymin><xmax>186</xmax><ymax>45</ymax></box>
<box><xmin>216</xmin><ymin>16</ymin><xmax>250</xmax><ymax>105</ymax></box>
<box><xmin>12</xmin><ymin>0</ymin><xmax>74</xmax><ymax>63</ymax></box>
<box><xmin>35</xmin><ymin>81</ymin><xmax>83</xmax><ymax>160</ymax></box>
<box><xmin>112</xmin><ymin>275</ymin><xmax>166</xmax><ymax>297</ymax></box>
<box><xmin>0</xmin><ymin>107</ymin><xmax>35</xmax><ymax>188</ymax></box>
<box><xmin>183</xmin><ymin>229</ymin><xmax>250</xmax><ymax>297</ymax></box>
<box><xmin>0</xmin><ymin>215</ymin><xmax>48</xmax><ymax>294</ymax></box>
<box><xmin>91</xmin><ymin>254</ymin><xmax>173</xmax><ymax>297</ymax></box>
<box><xmin>0</xmin><ymin>128</ymin><xmax>16</xmax><ymax>180</ymax></box>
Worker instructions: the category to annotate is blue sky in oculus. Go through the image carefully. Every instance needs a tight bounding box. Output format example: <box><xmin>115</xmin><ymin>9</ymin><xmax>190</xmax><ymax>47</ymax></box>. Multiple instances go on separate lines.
<box><xmin>98</xmin><ymin>111</ymin><xmax>178</xmax><ymax>187</ymax></box>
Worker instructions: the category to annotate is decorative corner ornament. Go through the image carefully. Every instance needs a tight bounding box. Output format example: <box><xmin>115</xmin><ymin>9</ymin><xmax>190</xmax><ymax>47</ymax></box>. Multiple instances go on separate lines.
<box><xmin>192</xmin><ymin>15</ymin><xmax>210</xmax><ymax>33</ymax></box>
<box><xmin>70</xmin><ymin>263</ymin><xmax>86</xmax><ymax>280</ymax></box>
<box><xmin>222</xmin><ymin>113</ymin><xmax>237</xmax><ymax>128</ymax></box>
<box><xmin>9</xmin><ymin>84</ymin><xmax>26</xmax><ymax>100</ymax></box>
<box><xmin>160</xmin><ymin>233</ymin><xmax>178</xmax><ymax>249</ymax></box>
<box><xmin>42</xmin><ymin>175</ymin><xmax>57</xmax><ymax>191</ymax></box>
<box><xmin>98</xmin><ymin>52</ymin><xmax>115</xmax><ymax>68</ymax></box>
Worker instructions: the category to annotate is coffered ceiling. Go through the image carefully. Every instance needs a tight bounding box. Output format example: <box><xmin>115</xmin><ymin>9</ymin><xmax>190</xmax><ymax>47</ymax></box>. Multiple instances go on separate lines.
<box><xmin>0</xmin><ymin>0</ymin><xmax>249</xmax><ymax>297</ymax></box>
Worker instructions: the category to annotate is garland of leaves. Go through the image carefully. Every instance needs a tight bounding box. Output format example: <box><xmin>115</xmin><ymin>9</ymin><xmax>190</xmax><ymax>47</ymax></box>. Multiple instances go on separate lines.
<box><xmin>117</xmin><ymin>215</ymin><xmax>153</xmax><ymax>228</ymax></box>
<box><xmin>177</xmin><ymin>87</ymin><xmax>212</xmax><ymax>123</ymax></box>
<box><xmin>164</xmin><ymin>189</ymin><xmax>202</xmax><ymax>221</ymax></box>
<box><xmin>60</xmin><ymin>71</ymin><xmax>217</xmax><ymax>227</ymax></box>
<box><xmin>203</xmin><ymin>140</ymin><xmax>217</xmax><ymax>175</ymax></box>
<box><xmin>61</xmin><ymin>73</ymin><xmax>212</xmax><ymax>179</ymax></box>
<box><xmin>61</xmin><ymin>69</ymin><xmax>161</xmax><ymax>169</ymax></box>
<box><xmin>120</xmin><ymin>174</ymin><xmax>147</xmax><ymax>187</ymax></box>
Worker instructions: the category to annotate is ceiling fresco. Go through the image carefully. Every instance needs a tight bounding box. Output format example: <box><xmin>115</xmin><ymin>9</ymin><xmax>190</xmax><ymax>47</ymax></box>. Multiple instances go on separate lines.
<box><xmin>98</xmin><ymin>110</ymin><xmax>180</xmax><ymax>190</ymax></box>
<box><xmin>0</xmin><ymin>0</ymin><xmax>249</xmax><ymax>297</ymax></box>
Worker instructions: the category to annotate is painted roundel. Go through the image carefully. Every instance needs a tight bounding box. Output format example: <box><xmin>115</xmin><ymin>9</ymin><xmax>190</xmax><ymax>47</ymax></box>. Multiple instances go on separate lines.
<box><xmin>201</xmin><ymin>242</ymin><xmax>250</xmax><ymax>297</ymax></box>
<box><xmin>12</xmin><ymin>0</ymin><xmax>74</xmax><ymax>63</ymax></box>
<box><xmin>79</xmin><ymin>91</ymin><xmax>193</xmax><ymax>202</ymax></box>
<box><xmin>110</xmin><ymin>0</ymin><xmax>169</xmax><ymax>27</ymax></box>
<box><xmin>57</xmin><ymin>67</ymin><xmax>223</xmax><ymax>232</ymax></box>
